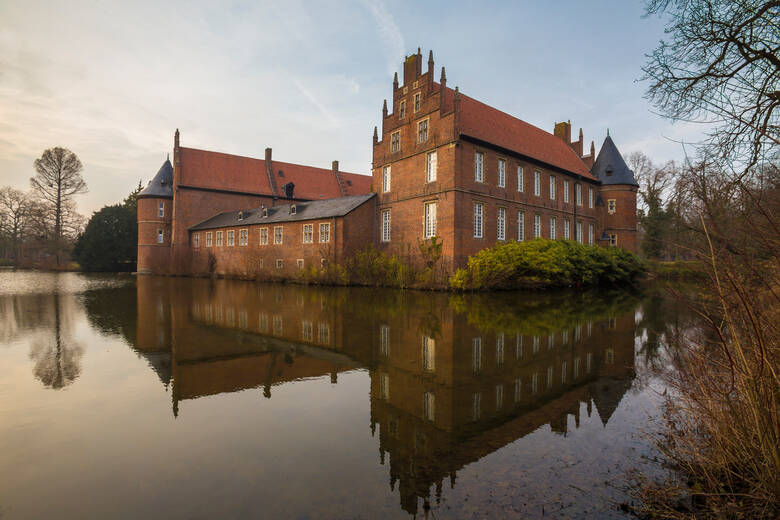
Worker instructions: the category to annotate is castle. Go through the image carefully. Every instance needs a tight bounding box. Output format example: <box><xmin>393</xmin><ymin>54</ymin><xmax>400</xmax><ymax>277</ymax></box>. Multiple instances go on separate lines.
<box><xmin>137</xmin><ymin>49</ymin><xmax>637</xmax><ymax>277</ymax></box>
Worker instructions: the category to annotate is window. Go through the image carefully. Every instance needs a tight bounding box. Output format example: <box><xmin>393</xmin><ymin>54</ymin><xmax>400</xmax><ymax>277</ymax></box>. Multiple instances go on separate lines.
<box><xmin>606</xmin><ymin>348</ymin><xmax>615</xmax><ymax>364</ymax></box>
<box><xmin>547</xmin><ymin>366</ymin><xmax>553</xmax><ymax>389</ymax></box>
<box><xmin>206</xmin><ymin>232</ymin><xmax>213</xmax><ymax>247</ymax></box>
<box><xmin>608</xmin><ymin>199</ymin><xmax>616</xmax><ymax>214</ymax></box>
<box><xmin>319</xmin><ymin>323</ymin><xmax>330</xmax><ymax>344</ymax></box>
<box><xmin>472</xmin><ymin>392</ymin><xmax>481</xmax><ymax>421</ymax></box>
<box><xmin>498</xmin><ymin>159</ymin><xmax>506</xmax><ymax>188</ymax></box>
<box><xmin>514</xmin><ymin>378</ymin><xmax>522</xmax><ymax>403</ymax></box>
<box><xmin>426</xmin><ymin>151</ymin><xmax>437</xmax><ymax>182</ymax></box>
<box><xmin>290</xmin><ymin>205</ymin><xmax>296</xmax><ymax>215</ymax></box>
<box><xmin>588</xmin><ymin>187</ymin><xmax>594</xmax><ymax>208</ymax></box>
<box><xmin>273</xmin><ymin>315</ymin><xmax>283</xmax><ymax>335</ymax></box>
<box><xmin>424</xmin><ymin>392</ymin><xmax>435</xmax><ymax>421</ymax></box>
<box><xmin>391</xmin><ymin>131</ymin><xmax>400</xmax><ymax>152</ymax></box>
<box><xmin>157</xmin><ymin>229</ymin><xmax>163</xmax><ymax>243</ymax></box>
<box><xmin>380</xmin><ymin>373</ymin><xmax>389</xmax><ymax>400</ymax></box>
<box><xmin>496</xmin><ymin>333</ymin><xmax>505</xmax><ymax>366</ymax></box>
<box><xmin>473</xmin><ymin>202</ymin><xmax>484</xmax><ymax>238</ymax></box>
<box><xmin>497</xmin><ymin>207</ymin><xmax>506</xmax><ymax>240</ymax></box>
<box><xmin>158</xmin><ymin>201</ymin><xmax>165</xmax><ymax>218</ymax></box>
<box><xmin>474</xmin><ymin>152</ymin><xmax>484</xmax><ymax>182</ymax></box>
<box><xmin>303</xmin><ymin>224</ymin><xmax>313</xmax><ymax>244</ymax></box>
<box><xmin>297</xmin><ymin>259</ymin><xmax>304</xmax><ymax>269</ymax></box>
<box><xmin>259</xmin><ymin>227</ymin><xmax>268</xmax><ymax>245</ymax></box>
<box><xmin>576</xmin><ymin>221</ymin><xmax>583</xmax><ymax>243</ymax></box>
<box><xmin>549</xmin><ymin>175</ymin><xmax>556</xmax><ymax>199</ymax></box>
<box><xmin>574</xmin><ymin>357</ymin><xmax>580</xmax><ymax>378</ymax></box>
<box><xmin>517</xmin><ymin>166</ymin><xmax>524</xmax><ymax>192</ymax></box>
<box><xmin>302</xmin><ymin>320</ymin><xmax>313</xmax><ymax>341</ymax></box>
<box><xmin>534</xmin><ymin>171</ymin><xmax>541</xmax><ymax>196</ymax></box>
<box><xmin>533</xmin><ymin>214</ymin><xmax>541</xmax><ymax>238</ymax></box>
<box><xmin>609</xmin><ymin>233</ymin><xmax>618</xmax><ymax>247</ymax></box>
<box><xmin>276</xmin><ymin>259</ymin><xmax>283</xmax><ymax>269</ymax></box>
<box><xmin>381</xmin><ymin>210</ymin><xmax>391</xmax><ymax>242</ymax></box>
<box><xmin>380</xmin><ymin>325</ymin><xmax>390</xmax><ymax>356</ymax></box>
<box><xmin>531</xmin><ymin>372</ymin><xmax>539</xmax><ymax>394</ymax></box>
<box><xmin>274</xmin><ymin>226</ymin><xmax>283</xmax><ymax>244</ymax></box>
<box><xmin>495</xmin><ymin>384</ymin><xmax>504</xmax><ymax>410</ymax></box>
<box><xmin>589</xmin><ymin>223</ymin><xmax>594</xmax><ymax>245</ymax></box>
<box><xmin>414</xmin><ymin>92</ymin><xmax>420</xmax><ymax>112</ymax></box>
<box><xmin>564</xmin><ymin>180</ymin><xmax>569</xmax><ymax>202</ymax></box>
<box><xmin>227</xmin><ymin>230</ymin><xmax>235</xmax><ymax>246</ymax></box>
<box><xmin>561</xmin><ymin>361</ymin><xmax>567</xmax><ymax>384</ymax></box>
<box><xmin>382</xmin><ymin>165</ymin><xmax>391</xmax><ymax>192</ymax></box>
<box><xmin>517</xmin><ymin>211</ymin><xmax>525</xmax><ymax>241</ymax></box>
<box><xmin>320</xmin><ymin>257</ymin><xmax>327</xmax><ymax>267</ymax></box>
<box><xmin>193</xmin><ymin>233</ymin><xmax>200</xmax><ymax>248</ymax></box>
<box><xmin>424</xmin><ymin>202</ymin><xmax>437</xmax><ymax>238</ymax></box>
<box><xmin>422</xmin><ymin>336</ymin><xmax>435</xmax><ymax>372</ymax></box>
<box><xmin>399</xmin><ymin>99</ymin><xmax>406</xmax><ymax>119</ymax></box>
<box><xmin>239</xmin><ymin>229</ymin><xmax>247</xmax><ymax>246</ymax></box>
<box><xmin>216</xmin><ymin>231</ymin><xmax>223</xmax><ymax>247</ymax></box>
<box><xmin>575</xmin><ymin>183</ymin><xmax>582</xmax><ymax>206</ymax></box>
<box><xmin>417</xmin><ymin>119</ymin><xmax>428</xmax><ymax>143</ymax></box>
<box><xmin>319</xmin><ymin>223</ymin><xmax>330</xmax><ymax>243</ymax></box>
<box><xmin>564</xmin><ymin>219</ymin><xmax>570</xmax><ymax>239</ymax></box>
<box><xmin>549</xmin><ymin>217</ymin><xmax>556</xmax><ymax>239</ymax></box>
<box><xmin>472</xmin><ymin>337</ymin><xmax>482</xmax><ymax>374</ymax></box>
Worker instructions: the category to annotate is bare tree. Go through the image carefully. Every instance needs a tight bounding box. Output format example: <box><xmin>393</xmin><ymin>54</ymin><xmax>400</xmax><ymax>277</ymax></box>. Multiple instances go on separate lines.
<box><xmin>642</xmin><ymin>0</ymin><xmax>780</xmax><ymax>171</ymax></box>
<box><xmin>0</xmin><ymin>187</ymin><xmax>32</xmax><ymax>262</ymax></box>
<box><xmin>30</xmin><ymin>147</ymin><xmax>87</xmax><ymax>241</ymax></box>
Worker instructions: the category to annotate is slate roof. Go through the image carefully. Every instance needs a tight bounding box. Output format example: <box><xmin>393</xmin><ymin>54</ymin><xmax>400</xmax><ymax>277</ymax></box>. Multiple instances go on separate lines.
<box><xmin>438</xmin><ymin>85</ymin><xmax>596</xmax><ymax>180</ymax></box>
<box><xmin>592</xmin><ymin>135</ymin><xmax>638</xmax><ymax>186</ymax></box>
<box><xmin>138</xmin><ymin>158</ymin><xmax>174</xmax><ymax>198</ymax></box>
<box><xmin>178</xmin><ymin>147</ymin><xmax>371</xmax><ymax>199</ymax></box>
<box><xmin>189</xmin><ymin>193</ymin><xmax>375</xmax><ymax>231</ymax></box>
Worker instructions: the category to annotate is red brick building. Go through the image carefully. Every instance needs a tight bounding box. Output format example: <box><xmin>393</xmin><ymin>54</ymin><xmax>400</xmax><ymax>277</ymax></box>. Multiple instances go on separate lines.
<box><xmin>138</xmin><ymin>49</ymin><xmax>637</xmax><ymax>279</ymax></box>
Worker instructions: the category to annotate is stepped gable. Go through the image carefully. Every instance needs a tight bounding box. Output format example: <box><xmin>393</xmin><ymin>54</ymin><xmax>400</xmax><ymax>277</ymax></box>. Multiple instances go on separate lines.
<box><xmin>178</xmin><ymin>147</ymin><xmax>371</xmax><ymax>199</ymax></box>
<box><xmin>189</xmin><ymin>193</ymin><xmax>375</xmax><ymax>231</ymax></box>
<box><xmin>137</xmin><ymin>158</ymin><xmax>173</xmax><ymax>198</ymax></box>
<box><xmin>441</xmin><ymin>86</ymin><xmax>595</xmax><ymax>179</ymax></box>
<box><xmin>592</xmin><ymin>135</ymin><xmax>638</xmax><ymax>186</ymax></box>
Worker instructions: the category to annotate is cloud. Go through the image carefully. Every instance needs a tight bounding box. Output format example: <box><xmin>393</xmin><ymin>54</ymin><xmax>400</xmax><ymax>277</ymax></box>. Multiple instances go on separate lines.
<box><xmin>292</xmin><ymin>78</ymin><xmax>341</xmax><ymax>129</ymax></box>
<box><xmin>359</xmin><ymin>0</ymin><xmax>405</xmax><ymax>75</ymax></box>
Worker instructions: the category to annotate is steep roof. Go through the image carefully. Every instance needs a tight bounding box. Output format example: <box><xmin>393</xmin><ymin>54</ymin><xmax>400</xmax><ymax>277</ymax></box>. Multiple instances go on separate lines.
<box><xmin>592</xmin><ymin>135</ymin><xmax>638</xmax><ymax>186</ymax></box>
<box><xmin>178</xmin><ymin>147</ymin><xmax>371</xmax><ymax>200</ymax></box>
<box><xmin>442</xmin><ymin>86</ymin><xmax>596</xmax><ymax>180</ymax></box>
<box><xmin>137</xmin><ymin>158</ymin><xmax>173</xmax><ymax>199</ymax></box>
<box><xmin>189</xmin><ymin>193</ymin><xmax>375</xmax><ymax>231</ymax></box>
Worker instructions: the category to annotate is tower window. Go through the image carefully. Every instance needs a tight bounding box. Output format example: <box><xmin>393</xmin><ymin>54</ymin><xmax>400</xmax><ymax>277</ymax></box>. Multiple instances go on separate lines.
<box><xmin>426</xmin><ymin>151</ymin><xmax>437</xmax><ymax>182</ymax></box>
<box><xmin>414</xmin><ymin>92</ymin><xmax>421</xmax><ymax>112</ymax></box>
<box><xmin>158</xmin><ymin>201</ymin><xmax>164</xmax><ymax>218</ymax></box>
<box><xmin>382</xmin><ymin>165</ymin><xmax>391</xmax><ymax>192</ymax></box>
<box><xmin>474</xmin><ymin>152</ymin><xmax>484</xmax><ymax>182</ymax></box>
<box><xmin>157</xmin><ymin>229</ymin><xmax>163</xmax><ymax>243</ymax></box>
<box><xmin>399</xmin><ymin>99</ymin><xmax>406</xmax><ymax>119</ymax></box>
<box><xmin>391</xmin><ymin>131</ymin><xmax>400</xmax><ymax>153</ymax></box>
<box><xmin>381</xmin><ymin>210</ymin><xmax>391</xmax><ymax>242</ymax></box>
<box><xmin>498</xmin><ymin>159</ymin><xmax>506</xmax><ymax>188</ymax></box>
<box><xmin>608</xmin><ymin>199</ymin><xmax>616</xmax><ymax>214</ymax></box>
<box><xmin>417</xmin><ymin>119</ymin><xmax>428</xmax><ymax>143</ymax></box>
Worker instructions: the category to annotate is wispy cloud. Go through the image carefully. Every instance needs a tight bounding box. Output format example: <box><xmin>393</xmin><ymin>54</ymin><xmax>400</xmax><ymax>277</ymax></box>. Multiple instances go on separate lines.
<box><xmin>293</xmin><ymin>78</ymin><xmax>341</xmax><ymax>128</ymax></box>
<box><xmin>359</xmin><ymin>0</ymin><xmax>405</xmax><ymax>75</ymax></box>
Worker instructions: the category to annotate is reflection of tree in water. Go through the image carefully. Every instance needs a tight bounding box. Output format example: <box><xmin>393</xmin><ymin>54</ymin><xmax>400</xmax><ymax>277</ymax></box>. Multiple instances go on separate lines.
<box><xmin>29</xmin><ymin>293</ymin><xmax>83</xmax><ymax>389</ymax></box>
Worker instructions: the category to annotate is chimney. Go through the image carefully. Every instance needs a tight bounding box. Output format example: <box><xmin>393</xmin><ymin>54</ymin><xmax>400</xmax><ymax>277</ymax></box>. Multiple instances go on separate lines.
<box><xmin>332</xmin><ymin>160</ymin><xmax>339</xmax><ymax>172</ymax></box>
<box><xmin>264</xmin><ymin>147</ymin><xmax>278</xmax><ymax>196</ymax></box>
<box><xmin>332</xmin><ymin>160</ymin><xmax>347</xmax><ymax>197</ymax></box>
<box><xmin>403</xmin><ymin>49</ymin><xmax>423</xmax><ymax>86</ymax></box>
<box><xmin>554</xmin><ymin>121</ymin><xmax>572</xmax><ymax>144</ymax></box>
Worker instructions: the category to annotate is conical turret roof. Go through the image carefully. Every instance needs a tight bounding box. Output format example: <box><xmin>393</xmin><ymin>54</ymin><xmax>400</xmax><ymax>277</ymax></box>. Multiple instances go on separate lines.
<box><xmin>592</xmin><ymin>135</ymin><xmax>637</xmax><ymax>186</ymax></box>
<box><xmin>138</xmin><ymin>158</ymin><xmax>173</xmax><ymax>198</ymax></box>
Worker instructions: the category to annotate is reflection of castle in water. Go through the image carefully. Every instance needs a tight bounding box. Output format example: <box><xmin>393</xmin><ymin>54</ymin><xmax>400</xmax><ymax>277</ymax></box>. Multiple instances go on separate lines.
<box><xmin>133</xmin><ymin>277</ymin><xmax>638</xmax><ymax>515</ymax></box>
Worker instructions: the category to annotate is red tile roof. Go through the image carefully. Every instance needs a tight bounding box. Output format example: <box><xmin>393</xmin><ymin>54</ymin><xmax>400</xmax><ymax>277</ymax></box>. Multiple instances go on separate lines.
<box><xmin>442</xmin><ymin>86</ymin><xmax>596</xmax><ymax>180</ymax></box>
<box><xmin>178</xmin><ymin>147</ymin><xmax>371</xmax><ymax>200</ymax></box>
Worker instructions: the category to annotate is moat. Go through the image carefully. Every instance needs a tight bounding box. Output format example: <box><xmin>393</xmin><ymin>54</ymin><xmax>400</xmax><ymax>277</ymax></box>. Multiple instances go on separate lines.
<box><xmin>0</xmin><ymin>271</ymin><xmax>684</xmax><ymax>519</ymax></box>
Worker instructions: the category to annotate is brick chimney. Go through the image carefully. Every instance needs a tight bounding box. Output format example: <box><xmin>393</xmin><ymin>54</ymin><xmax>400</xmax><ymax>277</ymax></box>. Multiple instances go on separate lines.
<box><xmin>403</xmin><ymin>47</ymin><xmax>423</xmax><ymax>86</ymax></box>
<box><xmin>332</xmin><ymin>160</ymin><xmax>347</xmax><ymax>197</ymax></box>
<box><xmin>265</xmin><ymin>147</ymin><xmax>278</xmax><ymax>197</ymax></box>
<box><xmin>554</xmin><ymin>121</ymin><xmax>572</xmax><ymax>144</ymax></box>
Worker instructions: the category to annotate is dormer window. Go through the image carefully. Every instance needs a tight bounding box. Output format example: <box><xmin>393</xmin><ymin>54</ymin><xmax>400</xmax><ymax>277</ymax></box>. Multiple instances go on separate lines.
<box><xmin>605</xmin><ymin>166</ymin><xmax>614</xmax><ymax>176</ymax></box>
<box><xmin>238</xmin><ymin>211</ymin><xmax>244</xmax><ymax>221</ymax></box>
<box><xmin>290</xmin><ymin>205</ymin><xmax>296</xmax><ymax>215</ymax></box>
<box><xmin>262</xmin><ymin>207</ymin><xmax>268</xmax><ymax>217</ymax></box>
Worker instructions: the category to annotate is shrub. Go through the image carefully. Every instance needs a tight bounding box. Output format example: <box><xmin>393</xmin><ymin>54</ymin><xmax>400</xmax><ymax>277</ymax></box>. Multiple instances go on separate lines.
<box><xmin>450</xmin><ymin>239</ymin><xmax>644</xmax><ymax>291</ymax></box>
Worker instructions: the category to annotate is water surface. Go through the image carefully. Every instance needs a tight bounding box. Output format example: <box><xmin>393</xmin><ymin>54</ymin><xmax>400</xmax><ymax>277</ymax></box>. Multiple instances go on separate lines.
<box><xmin>0</xmin><ymin>271</ymin><xmax>679</xmax><ymax>519</ymax></box>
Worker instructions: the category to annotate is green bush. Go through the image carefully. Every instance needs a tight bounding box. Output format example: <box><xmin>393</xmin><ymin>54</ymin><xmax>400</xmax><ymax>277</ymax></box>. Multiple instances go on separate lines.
<box><xmin>450</xmin><ymin>239</ymin><xmax>645</xmax><ymax>291</ymax></box>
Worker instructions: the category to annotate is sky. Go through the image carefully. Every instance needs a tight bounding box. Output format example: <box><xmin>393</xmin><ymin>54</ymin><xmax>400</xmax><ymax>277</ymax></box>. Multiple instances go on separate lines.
<box><xmin>0</xmin><ymin>0</ymin><xmax>703</xmax><ymax>215</ymax></box>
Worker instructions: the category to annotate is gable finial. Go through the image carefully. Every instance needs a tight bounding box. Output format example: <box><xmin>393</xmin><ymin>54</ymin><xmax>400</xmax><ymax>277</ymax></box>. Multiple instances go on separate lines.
<box><xmin>393</xmin><ymin>71</ymin><xmax>398</xmax><ymax>90</ymax></box>
<box><xmin>607</xmin><ymin>128</ymin><xmax>610</xmax><ymax>137</ymax></box>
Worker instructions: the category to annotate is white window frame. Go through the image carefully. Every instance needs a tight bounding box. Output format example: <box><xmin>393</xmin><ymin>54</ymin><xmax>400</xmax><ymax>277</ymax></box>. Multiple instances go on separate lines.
<box><xmin>608</xmin><ymin>199</ymin><xmax>616</xmax><ymax>214</ymax></box>
<box><xmin>533</xmin><ymin>214</ymin><xmax>541</xmax><ymax>238</ymax></box>
<box><xmin>274</xmin><ymin>226</ymin><xmax>283</xmax><ymax>245</ymax></box>
<box><xmin>589</xmin><ymin>223</ymin><xmax>594</xmax><ymax>245</ymax></box>
<box><xmin>564</xmin><ymin>219</ymin><xmax>570</xmax><ymax>239</ymax></box>
<box><xmin>576</xmin><ymin>183</ymin><xmax>582</xmax><ymax>206</ymax></box>
<box><xmin>206</xmin><ymin>231</ymin><xmax>213</xmax><ymax>247</ymax></box>
<box><xmin>158</xmin><ymin>201</ymin><xmax>165</xmax><ymax>218</ymax></box>
<box><xmin>473</xmin><ymin>202</ymin><xmax>484</xmax><ymax>238</ymax></box>
<box><xmin>216</xmin><ymin>231</ymin><xmax>223</xmax><ymax>247</ymax></box>
<box><xmin>610</xmin><ymin>233</ymin><xmax>618</xmax><ymax>247</ymax></box>
<box><xmin>399</xmin><ymin>99</ymin><xmax>406</xmax><ymax>119</ymax></box>
<box><xmin>534</xmin><ymin>171</ymin><xmax>541</xmax><ymax>196</ymax></box>
<box><xmin>497</xmin><ymin>159</ymin><xmax>506</xmax><ymax>188</ymax></box>
<box><xmin>276</xmin><ymin>259</ymin><xmax>283</xmax><ymax>269</ymax></box>
<box><xmin>193</xmin><ymin>233</ymin><xmax>200</xmax><ymax>248</ymax></box>
<box><xmin>259</xmin><ymin>227</ymin><xmax>268</xmax><ymax>245</ymax></box>
<box><xmin>589</xmin><ymin>187</ymin><xmax>594</xmax><ymax>208</ymax></box>
<box><xmin>239</xmin><ymin>228</ymin><xmax>248</xmax><ymax>246</ymax></box>
<box><xmin>424</xmin><ymin>391</ymin><xmax>435</xmax><ymax>421</ymax></box>
<box><xmin>413</xmin><ymin>92</ymin><xmax>421</xmax><ymax>112</ymax></box>
<box><xmin>517</xmin><ymin>211</ymin><xmax>525</xmax><ymax>241</ymax></box>
<box><xmin>381</xmin><ymin>209</ymin><xmax>391</xmax><ymax>242</ymax></box>
<box><xmin>391</xmin><ymin>131</ymin><xmax>400</xmax><ymax>153</ymax></box>
<box><xmin>564</xmin><ymin>180</ymin><xmax>569</xmax><ymax>203</ymax></box>
<box><xmin>549</xmin><ymin>217</ymin><xmax>556</xmax><ymax>239</ymax></box>
<box><xmin>472</xmin><ymin>337</ymin><xmax>482</xmax><ymax>374</ymax></box>
<box><xmin>549</xmin><ymin>175</ymin><xmax>556</xmax><ymax>200</ymax></box>
<box><xmin>424</xmin><ymin>202</ymin><xmax>437</xmax><ymax>238</ymax></box>
<box><xmin>382</xmin><ymin>165</ymin><xmax>391</xmax><ymax>192</ymax></box>
<box><xmin>426</xmin><ymin>151</ymin><xmax>437</xmax><ymax>182</ymax></box>
<box><xmin>417</xmin><ymin>118</ymin><xmax>428</xmax><ymax>143</ymax></box>
<box><xmin>576</xmin><ymin>221</ymin><xmax>583</xmax><ymax>243</ymax></box>
<box><xmin>297</xmin><ymin>258</ymin><xmax>304</xmax><ymax>269</ymax></box>
<box><xmin>227</xmin><ymin>230</ymin><xmax>235</xmax><ymax>246</ymax></box>
<box><xmin>157</xmin><ymin>229</ymin><xmax>163</xmax><ymax>244</ymax></box>
<box><xmin>497</xmin><ymin>206</ymin><xmax>506</xmax><ymax>241</ymax></box>
<box><xmin>474</xmin><ymin>152</ymin><xmax>484</xmax><ymax>182</ymax></box>
<box><xmin>422</xmin><ymin>336</ymin><xmax>435</xmax><ymax>372</ymax></box>
<box><xmin>303</xmin><ymin>224</ymin><xmax>313</xmax><ymax>244</ymax></box>
<box><xmin>319</xmin><ymin>223</ymin><xmax>330</xmax><ymax>243</ymax></box>
<box><xmin>517</xmin><ymin>166</ymin><xmax>524</xmax><ymax>192</ymax></box>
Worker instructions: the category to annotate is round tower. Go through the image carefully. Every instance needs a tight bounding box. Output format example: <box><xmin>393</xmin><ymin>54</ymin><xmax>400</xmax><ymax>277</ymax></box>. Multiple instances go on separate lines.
<box><xmin>591</xmin><ymin>135</ymin><xmax>639</xmax><ymax>253</ymax></box>
<box><xmin>137</xmin><ymin>158</ymin><xmax>173</xmax><ymax>274</ymax></box>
